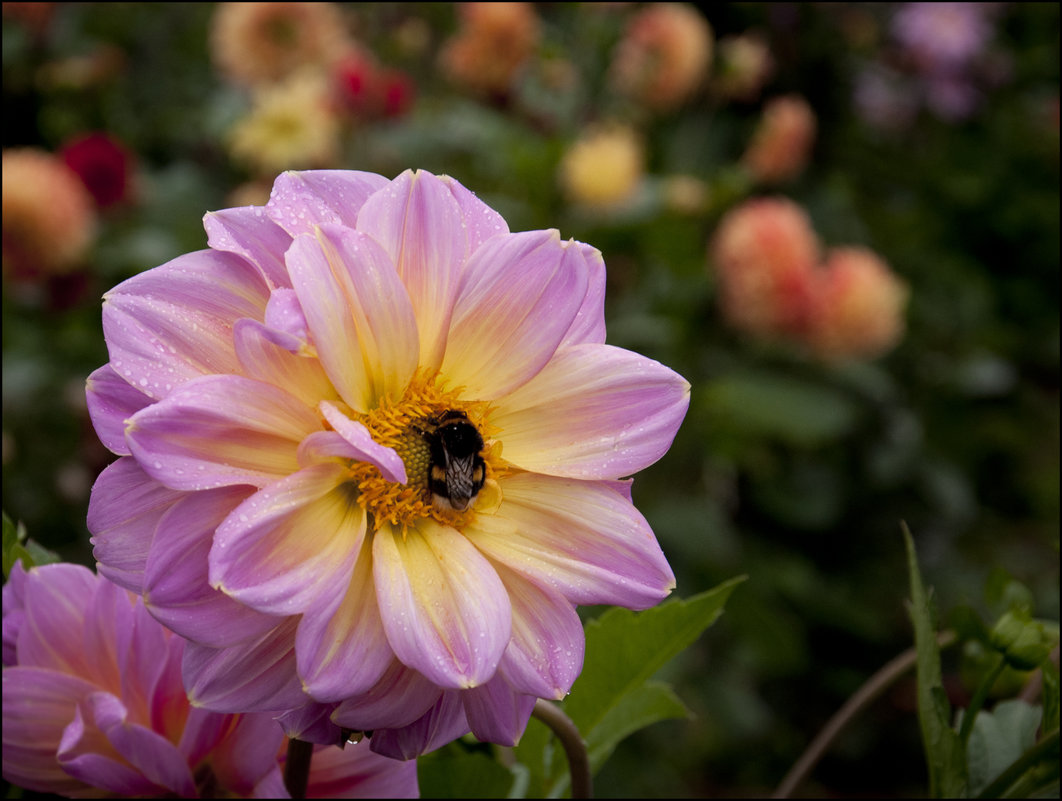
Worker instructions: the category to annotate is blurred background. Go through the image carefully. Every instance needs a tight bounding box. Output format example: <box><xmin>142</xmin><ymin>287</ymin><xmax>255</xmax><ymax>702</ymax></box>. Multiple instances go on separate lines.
<box><xmin>2</xmin><ymin>3</ymin><xmax>1058</xmax><ymax>797</ymax></box>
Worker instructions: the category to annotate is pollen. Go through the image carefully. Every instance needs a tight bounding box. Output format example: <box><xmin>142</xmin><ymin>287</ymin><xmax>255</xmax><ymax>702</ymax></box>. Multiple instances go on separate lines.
<box><xmin>346</xmin><ymin>371</ymin><xmax>497</xmax><ymax>533</ymax></box>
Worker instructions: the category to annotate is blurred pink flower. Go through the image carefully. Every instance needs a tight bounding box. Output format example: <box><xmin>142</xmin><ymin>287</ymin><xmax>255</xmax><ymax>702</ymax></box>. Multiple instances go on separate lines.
<box><xmin>85</xmin><ymin>168</ymin><xmax>687</xmax><ymax>758</ymax></box>
<box><xmin>1</xmin><ymin>562</ymin><xmax>418</xmax><ymax>798</ymax></box>
<box><xmin>806</xmin><ymin>247</ymin><xmax>909</xmax><ymax>361</ymax></box>
<box><xmin>892</xmin><ymin>2</ymin><xmax>994</xmax><ymax>75</ymax></box>
<box><xmin>710</xmin><ymin>196</ymin><xmax>820</xmax><ymax>339</ymax></box>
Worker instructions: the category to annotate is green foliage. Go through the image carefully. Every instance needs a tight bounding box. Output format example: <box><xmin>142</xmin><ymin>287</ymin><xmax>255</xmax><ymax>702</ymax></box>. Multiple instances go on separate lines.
<box><xmin>514</xmin><ymin>578</ymin><xmax>744</xmax><ymax>797</ymax></box>
<box><xmin>2</xmin><ymin>511</ymin><xmax>60</xmax><ymax>577</ymax></box>
<box><xmin>904</xmin><ymin>526</ymin><xmax>968</xmax><ymax>798</ymax></box>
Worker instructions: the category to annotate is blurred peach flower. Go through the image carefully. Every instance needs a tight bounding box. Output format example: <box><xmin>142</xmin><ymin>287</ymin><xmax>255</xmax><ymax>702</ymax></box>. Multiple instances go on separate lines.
<box><xmin>228</xmin><ymin>70</ymin><xmax>340</xmax><ymax>174</ymax></box>
<box><xmin>2</xmin><ymin>148</ymin><xmax>97</xmax><ymax>279</ymax></box>
<box><xmin>610</xmin><ymin>3</ymin><xmax>713</xmax><ymax>112</ymax></box>
<box><xmin>662</xmin><ymin>175</ymin><xmax>710</xmax><ymax>215</ymax></box>
<box><xmin>211</xmin><ymin>1</ymin><xmax>350</xmax><ymax>87</ymax></box>
<box><xmin>741</xmin><ymin>95</ymin><xmax>817</xmax><ymax>184</ymax></box>
<box><xmin>439</xmin><ymin>2</ymin><xmax>541</xmax><ymax>96</ymax></box>
<box><xmin>559</xmin><ymin>125</ymin><xmax>645</xmax><ymax>210</ymax></box>
<box><xmin>714</xmin><ymin>33</ymin><xmax>774</xmax><ymax>102</ymax></box>
<box><xmin>710</xmin><ymin>197</ymin><xmax>820</xmax><ymax>338</ymax></box>
<box><xmin>806</xmin><ymin>247</ymin><xmax>909</xmax><ymax>361</ymax></box>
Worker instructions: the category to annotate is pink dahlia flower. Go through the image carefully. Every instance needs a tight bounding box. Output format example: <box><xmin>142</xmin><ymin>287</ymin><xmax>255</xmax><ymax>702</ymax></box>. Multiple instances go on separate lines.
<box><xmin>1</xmin><ymin>561</ymin><xmax>418</xmax><ymax>798</ymax></box>
<box><xmin>85</xmin><ymin>169</ymin><xmax>688</xmax><ymax>757</ymax></box>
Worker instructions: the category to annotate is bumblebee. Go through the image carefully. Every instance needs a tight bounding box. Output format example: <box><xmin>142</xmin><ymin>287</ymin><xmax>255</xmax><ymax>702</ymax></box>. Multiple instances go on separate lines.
<box><xmin>418</xmin><ymin>410</ymin><xmax>486</xmax><ymax>511</ymax></box>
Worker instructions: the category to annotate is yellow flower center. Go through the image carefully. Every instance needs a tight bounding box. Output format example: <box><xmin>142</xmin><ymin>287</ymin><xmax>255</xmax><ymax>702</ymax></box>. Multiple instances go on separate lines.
<box><xmin>347</xmin><ymin>372</ymin><xmax>500</xmax><ymax>533</ymax></box>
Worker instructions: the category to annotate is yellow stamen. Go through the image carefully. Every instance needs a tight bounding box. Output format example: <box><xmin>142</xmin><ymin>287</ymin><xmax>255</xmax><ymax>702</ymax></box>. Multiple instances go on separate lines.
<box><xmin>346</xmin><ymin>371</ymin><xmax>499</xmax><ymax>533</ymax></box>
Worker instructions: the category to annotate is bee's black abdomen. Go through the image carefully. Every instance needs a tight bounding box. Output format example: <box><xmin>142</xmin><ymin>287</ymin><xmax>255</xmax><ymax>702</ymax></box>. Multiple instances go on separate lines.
<box><xmin>420</xmin><ymin>410</ymin><xmax>487</xmax><ymax>511</ymax></box>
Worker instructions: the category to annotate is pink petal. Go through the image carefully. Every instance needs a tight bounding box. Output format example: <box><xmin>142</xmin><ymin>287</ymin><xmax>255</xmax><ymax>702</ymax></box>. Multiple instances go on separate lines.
<box><xmin>199</xmin><ymin>711</ymin><xmax>285</xmax><ymax>794</ymax></box>
<box><xmin>296</xmin><ymin>534</ymin><xmax>393</xmax><ymax>702</ymax></box>
<box><xmin>18</xmin><ymin>563</ymin><xmax>102</xmax><ymax>675</ymax></box>
<box><xmin>275</xmin><ymin>702</ymin><xmax>343</xmax><ymax>745</ymax></box>
<box><xmin>233</xmin><ymin>318</ymin><xmax>338</xmax><ymax>410</ymax></box>
<box><xmin>182</xmin><ymin>617</ymin><xmax>309</xmax><ymax>714</ymax></box>
<box><xmin>438</xmin><ymin>173</ymin><xmax>510</xmax><ymax>251</ymax></box>
<box><xmin>88</xmin><ymin>457</ymin><xmax>184</xmax><ymax>594</ymax></box>
<box><xmin>85</xmin><ymin>364</ymin><xmax>152</xmax><ymax>456</ymax></box>
<box><xmin>440</xmin><ymin>230</ymin><xmax>589</xmax><ymax>399</ymax></box>
<box><xmin>317</xmin><ymin>400</ymin><xmax>406</xmax><ymax>482</ymax></box>
<box><xmin>330</xmin><ymin>660</ymin><xmax>442</xmax><ymax>732</ymax></box>
<box><xmin>372</xmin><ymin>520</ymin><xmax>511</xmax><ymax>689</ymax></box>
<box><xmin>66</xmin><ymin>693</ymin><xmax>198</xmax><ymax>797</ymax></box>
<box><xmin>57</xmin><ymin>699</ymin><xmax>161</xmax><ymax>796</ymax></box>
<box><xmin>143</xmin><ymin>487</ymin><xmax>282</xmax><ymax>648</ymax></box>
<box><xmin>307</xmin><ymin>739</ymin><xmax>420</xmax><ymax>799</ymax></box>
<box><xmin>1</xmin><ymin>667</ymin><xmax>100</xmax><ymax>796</ymax></box>
<box><xmin>102</xmin><ymin>249</ymin><xmax>269</xmax><ymax>401</ymax></box>
<box><xmin>493</xmin><ymin>343</ymin><xmax>691</xmax><ymax>479</ymax></box>
<box><xmin>125</xmin><ymin>374</ymin><xmax>320</xmax><ymax>491</ymax></box>
<box><xmin>286</xmin><ymin>226</ymin><xmax>419</xmax><ymax>413</ymax></box>
<box><xmin>464</xmin><ymin>473</ymin><xmax>676</xmax><ymax>609</ymax></box>
<box><xmin>461</xmin><ymin>675</ymin><xmax>537</xmax><ymax>746</ymax></box>
<box><xmin>356</xmin><ymin>169</ymin><xmax>468</xmax><ymax>370</ymax></box>
<box><xmin>367</xmin><ymin>692</ymin><xmax>470</xmax><ymax>760</ymax></box>
<box><xmin>266</xmin><ymin>169</ymin><xmax>389</xmax><ymax>237</ymax></box>
<box><xmin>492</xmin><ymin>561</ymin><xmax>584</xmax><ymax>699</ymax></box>
<box><xmin>204</xmin><ymin>205</ymin><xmax>294</xmax><ymax>289</ymax></box>
<box><xmin>558</xmin><ymin>242</ymin><xmax>607</xmax><ymax>348</ymax></box>
<box><xmin>264</xmin><ymin>287</ymin><xmax>311</xmax><ymax>350</ymax></box>
<box><xmin>210</xmin><ymin>463</ymin><xmax>363</xmax><ymax>617</ymax></box>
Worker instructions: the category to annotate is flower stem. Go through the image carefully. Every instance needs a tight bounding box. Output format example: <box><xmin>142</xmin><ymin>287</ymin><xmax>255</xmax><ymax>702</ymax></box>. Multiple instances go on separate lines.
<box><xmin>284</xmin><ymin>737</ymin><xmax>314</xmax><ymax>799</ymax></box>
<box><xmin>772</xmin><ymin>629</ymin><xmax>958</xmax><ymax>799</ymax></box>
<box><xmin>532</xmin><ymin>698</ymin><xmax>593</xmax><ymax>799</ymax></box>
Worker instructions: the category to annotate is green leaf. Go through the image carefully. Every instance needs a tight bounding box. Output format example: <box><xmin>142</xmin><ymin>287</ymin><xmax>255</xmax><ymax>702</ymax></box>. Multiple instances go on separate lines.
<box><xmin>1042</xmin><ymin>660</ymin><xmax>1060</xmax><ymax>738</ymax></box>
<box><xmin>702</xmin><ymin>371</ymin><xmax>861</xmax><ymax>448</ymax></box>
<box><xmin>416</xmin><ymin>741</ymin><xmax>519</xmax><ymax>799</ymax></box>
<box><xmin>967</xmin><ymin>699</ymin><xmax>1043</xmax><ymax>797</ymax></box>
<box><xmin>564</xmin><ymin>577</ymin><xmax>746</xmax><ymax>735</ymax></box>
<box><xmin>513</xmin><ymin>577</ymin><xmax>744</xmax><ymax>796</ymax></box>
<box><xmin>2</xmin><ymin>512</ymin><xmax>60</xmax><ymax>578</ymax></box>
<box><xmin>904</xmin><ymin>525</ymin><xmax>968</xmax><ymax>798</ymax></box>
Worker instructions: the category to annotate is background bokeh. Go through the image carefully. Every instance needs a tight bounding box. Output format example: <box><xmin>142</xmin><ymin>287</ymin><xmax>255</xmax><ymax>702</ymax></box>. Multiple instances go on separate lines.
<box><xmin>3</xmin><ymin>3</ymin><xmax>1058</xmax><ymax>797</ymax></box>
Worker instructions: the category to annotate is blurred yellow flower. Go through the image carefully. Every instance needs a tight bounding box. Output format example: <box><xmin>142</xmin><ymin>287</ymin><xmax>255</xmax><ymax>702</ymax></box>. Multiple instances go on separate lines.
<box><xmin>210</xmin><ymin>1</ymin><xmax>349</xmax><ymax>86</ymax></box>
<box><xmin>228</xmin><ymin>70</ymin><xmax>340</xmax><ymax>174</ymax></box>
<box><xmin>439</xmin><ymin>2</ymin><xmax>541</xmax><ymax>95</ymax></box>
<box><xmin>741</xmin><ymin>94</ymin><xmax>817</xmax><ymax>184</ymax></box>
<box><xmin>559</xmin><ymin>125</ymin><xmax>645</xmax><ymax>209</ymax></box>
<box><xmin>714</xmin><ymin>33</ymin><xmax>774</xmax><ymax>102</ymax></box>
<box><xmin>2</xmin><ymin>148</ymin><xmax>96</xmax><ymax>279</ymax></box>
<box><xmin>610</xmin><ymin>3</ymin><xmax>713</xmax><ymax>112</ymax></box>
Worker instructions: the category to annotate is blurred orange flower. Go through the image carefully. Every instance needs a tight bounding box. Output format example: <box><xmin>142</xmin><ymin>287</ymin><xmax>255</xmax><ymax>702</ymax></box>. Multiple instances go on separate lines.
<box><xmin>610</xmin><ymin>3</ymin><xmax>713</xmax><ymax>112</ymax></box>
<box><xmin>741</xmin><ymin>94</ymin><xmax>817</xmax><ymax>184</ymax></box>
<box><xmin>210</xmin><ymin>1</ymin><xmax>350</xmax><ymax>86</ymax></box>
<box><xmin>2</xmin><ymin>148</ymin><xmax>96</xmax><ymax>279</ymax></box>
<box><xmin>806</xmin><ymin>247</ymin><xmax>909</xmax><ymax>361</ymax></box>
<box><xmin>439</xmin><ymin>2</ymin><xmax>541</xmax><ymax>96</ymax></box>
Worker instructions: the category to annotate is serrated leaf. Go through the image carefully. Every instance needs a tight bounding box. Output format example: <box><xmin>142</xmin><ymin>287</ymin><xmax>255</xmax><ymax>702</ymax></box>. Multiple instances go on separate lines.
<box><xmin>563</xmin><ymin>576</ymin><xmax>746</xmax><ymax>736</ymax></box>
<box><xmin>967</xmin><ymin>699</ymin><xmax>1043</xmax><ymax>796</ymax></box>
<box><xmin>417</xmin><ymin>742</ymin><xmax>518</xmax><ymax>799</ymax></box>
<box><xmin>904</xmin><ymin>525</ymin><xmax>968</xmax><ymax>798</ymax></box>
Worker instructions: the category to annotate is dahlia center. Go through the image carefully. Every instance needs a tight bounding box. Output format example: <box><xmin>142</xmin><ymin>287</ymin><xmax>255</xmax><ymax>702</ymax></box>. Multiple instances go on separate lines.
<box><xmin>346</xmin><ymin>373</ymin><xmax>499</xmax><ymax>532</ymax></box>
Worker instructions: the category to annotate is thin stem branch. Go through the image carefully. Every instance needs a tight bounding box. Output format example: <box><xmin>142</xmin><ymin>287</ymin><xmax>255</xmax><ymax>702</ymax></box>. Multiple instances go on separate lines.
<box><xmin>772</xmin><ymin>629</ymin><xmax>958</xmax><ymax>799</ymax></box>
<box><xmin>532</xmin><ymin>698</ymin><xmax>593</xmax><ymax>799</ymax></box>
<box><xmin>958</xmin><ymin>653</ymin><xmax>1006</xmax><ymax>746</ymax></box>
<box><xmin>283</xmin><ymin>737</ymin><xmax>314</xmax><ymax>799</ymax></box>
